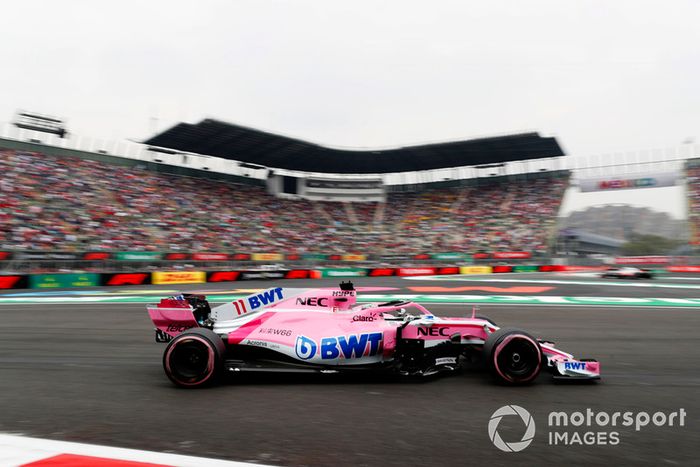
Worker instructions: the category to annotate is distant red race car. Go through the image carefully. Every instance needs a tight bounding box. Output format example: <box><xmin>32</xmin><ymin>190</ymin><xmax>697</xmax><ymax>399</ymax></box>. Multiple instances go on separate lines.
<box><xmin>147</xmin><ymin>282</ymin><xmax>601</xmax><ymax>388</ymax></box>
<box><xmin>601</xmin><ymin>267</ymin><xmax>654</xmax><ymax>279</ymax></box>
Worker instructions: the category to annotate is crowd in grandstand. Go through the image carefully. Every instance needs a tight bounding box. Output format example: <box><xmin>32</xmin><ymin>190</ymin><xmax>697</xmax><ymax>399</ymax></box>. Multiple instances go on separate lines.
<box><xmin>687</xmin><ymin>164</ymin><xmax>700</xmax><ymax>244</ymax></box>
<box><xmin>0</xmin><ymin>150</ymin><xmax>567</xmax><ymax>255</ymax></box>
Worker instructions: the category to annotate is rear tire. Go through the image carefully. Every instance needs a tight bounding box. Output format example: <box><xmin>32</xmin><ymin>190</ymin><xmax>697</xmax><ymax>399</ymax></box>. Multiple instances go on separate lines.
<box><xmin>163</xmin><ymin>328</ymin><xmax>225</xmax><ymax>388</ymax></box>
<box><xmin>483</xmin><ymin>328</ymin><xmax>542</xmax><ymax>385</ymax></box>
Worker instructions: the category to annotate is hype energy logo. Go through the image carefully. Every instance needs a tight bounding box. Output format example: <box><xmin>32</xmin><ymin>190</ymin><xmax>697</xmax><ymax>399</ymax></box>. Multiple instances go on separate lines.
<box><xmin>488</xmin><ymin>405</ymin><xmax>536</xmax><ymax>452</ymax></box>
<box><xmin>294</xmin><ymin>333</ymin><xmax>382</xmax><ymax>360</ymax></box>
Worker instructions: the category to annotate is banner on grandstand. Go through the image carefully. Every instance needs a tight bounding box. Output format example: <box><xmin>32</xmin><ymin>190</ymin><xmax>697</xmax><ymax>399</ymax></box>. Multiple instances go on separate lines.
<box><xmin>0</xmin><ymin>252</ymin><xmax>13</xmax><ymax>260</ymax></box>
<box><xmin>432</xmin><ymin>252</ymin><xmax>468</xmax><ymax>261</ymax></box>
<box><xmin>302</xmin><ymin>254</ymin><xmax>327</xmax><ymax>261</ymax></box>
<box><xmin>83</xmin><ymin>252</ymin><xmax>111</xmax><ymax>260</ymax></box>
<box><xmin>152</xmin><ymin>271</ymin><xmax>206</xmax><ymax>285</ymax></box>
<box><xmin>306</xmin><ymin>179</ymin><xmax>383</xmax><ymax>190</ymax></box>
<box><xmin>165</xmin><ymin>253</ymin><xmax>189</xmax><ymax>261</ymax></box>
<box><xmin>579</xmin><ymin>172</ymin><xmax>679</xmax><ymax>192</ymax></box>
<box><xmin>192</xmin><ymin>253</ymin><xmax>229</xmax><ymax>261</ymax></box>
<box><xmin>492</xmin><ymin>252</ymin><xmax>532</xmax><ymax>259</ymax></box>
<box><xmin>252</xmin><ymin>253</ymin><xmax>284</xmax><ymax>261</ymax></box>
<box><xmin>342</xmin><ymin>254</ymin><xmax>366</xmax><ymax>261</ymax></box>
<box><xmin>17</xmin><ymin>252</ymin><xmax>81</xmax><ymax>261</ymax></box>
<box><xmin>115</xmin><ymin>252</ymin><xmax>163</xmax><ymax>261</ymax></box>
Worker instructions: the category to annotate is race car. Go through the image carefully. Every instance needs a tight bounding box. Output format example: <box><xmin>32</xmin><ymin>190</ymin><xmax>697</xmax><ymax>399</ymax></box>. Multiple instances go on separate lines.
<box><xmin>601</xmin><ymin>266</ymin><xmax>654</xmax><ymax>279</ymax></box>
<box><xmin>146</xmin><ymin>282</ymin><xmax>600</xmax><ymax>388</ymax></box>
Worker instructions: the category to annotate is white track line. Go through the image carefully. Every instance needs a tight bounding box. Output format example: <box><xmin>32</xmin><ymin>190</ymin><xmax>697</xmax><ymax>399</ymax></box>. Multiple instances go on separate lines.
<box><xmin>0</xmin><ymin>433</ymin><xmax>271</xmax><ymax>466</ymax></box>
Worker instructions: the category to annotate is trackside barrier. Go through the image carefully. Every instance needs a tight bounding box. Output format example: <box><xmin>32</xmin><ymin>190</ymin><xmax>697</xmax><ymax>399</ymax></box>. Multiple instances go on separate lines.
<box><xmin>538</xmin><ymin>265</ymin><xmax>563</xmax><ymax>272</ymax></box>
<box><xmin>512</xmin><ymin>265</ymin><xmax>539</xmax><ymax>273</ymax></box>
<box><xmin>396</xmin><ymin>267</ymin><xmax>437</xmax><ymax>276</ymax></box>
<box><xmin>14</xmin><ymin>264</ymin><xmax>700</xmax><ymax>291</ymax></box>
<box><xmin>101</xmin><ymin>273</ymin><xmax>151</xmax><ymax>286</ymax></box>
<box><xmin>459</xmin><ymin>266</ymin><xmax>493</xmax><ymax>274</ymax></box>
<box><xmin>152</xmin><ymin>271</ymin><xmax>206</xmax><ymax>285</ymax></box>
<box><xmin>492</xmin><ymin>265</ymin><xmax>513</xmax><ymax>273</ymax></box>
<box><xmin>0</xmin><ymin>274</ymin><xmax>29</xmax><ymax>289</ymax></box>
<box><xmin>368</xmin><ymin>268</ymin><xmax>396</xmax><ymax>277</ymax></box>
<box><xmin>667</xmin><ymin>266</ymin><xmax>700</xmax><ymax>273</ymax></box>
<box><xmin>311</xmin><ymin>268</ymin><xmax>368</xmax><ymax>279</ymax></box>
<box><xmin>29</xmin><ymin>273</ymin><xmax>100</xmax><ymax>288</ymax></box>
<box><xmin>538</xmin><ymin>265</ymin><xmax>608</xmax><ymax>272</ymax></box>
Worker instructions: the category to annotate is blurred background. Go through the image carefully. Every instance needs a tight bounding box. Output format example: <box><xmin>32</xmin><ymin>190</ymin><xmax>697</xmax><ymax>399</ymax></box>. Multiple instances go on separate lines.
<box><xmin>2</xmin><ymin>3</ymin><xmax>700</xmax><ymax>466</ymax></box>
<box><xmin>1</xmin><ymin>0</ymin><xmax>699</xmax><ymax>280</ymax></box>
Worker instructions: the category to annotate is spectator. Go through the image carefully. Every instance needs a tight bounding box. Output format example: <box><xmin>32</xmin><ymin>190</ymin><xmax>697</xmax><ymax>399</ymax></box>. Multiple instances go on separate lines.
<box><xmin>0</xmin><ymin>150</ymin><xmax>568</xmax><ymax>255</ymax></box>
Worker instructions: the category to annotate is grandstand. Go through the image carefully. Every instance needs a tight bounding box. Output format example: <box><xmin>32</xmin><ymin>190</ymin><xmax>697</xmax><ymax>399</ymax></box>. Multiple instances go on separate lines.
<box><xmin>5</xmin><ymin>115</ymin><xmax>699</xmax><ymax>273</ymax></box>
<box><xmin>0</xmin><ymin>148</ymin><xmax>568</xmax><ymax>258</ymax></box>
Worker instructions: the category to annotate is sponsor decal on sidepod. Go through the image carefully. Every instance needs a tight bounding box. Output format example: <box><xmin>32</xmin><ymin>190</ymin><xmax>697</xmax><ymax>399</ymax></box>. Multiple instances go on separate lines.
<box><xmin>295</xmin><ymin>333</ymin><xmax>383</xmax><ymax>360</ymax></box>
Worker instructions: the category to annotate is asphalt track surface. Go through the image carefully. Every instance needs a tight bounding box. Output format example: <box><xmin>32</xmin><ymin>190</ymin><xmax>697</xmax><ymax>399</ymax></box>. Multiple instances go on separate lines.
<box><xmin>1</xmin><ymin>273</ymin><xmax>698</xmax><ymax>466</ymax></box>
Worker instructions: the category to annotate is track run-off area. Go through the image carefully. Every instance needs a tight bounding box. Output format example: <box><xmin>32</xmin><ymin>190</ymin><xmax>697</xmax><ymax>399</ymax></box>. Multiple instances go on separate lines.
<box><xmin>0</xmin><ymin>272</ymin><xmax>698</xmax><ymax>466</ymax></box>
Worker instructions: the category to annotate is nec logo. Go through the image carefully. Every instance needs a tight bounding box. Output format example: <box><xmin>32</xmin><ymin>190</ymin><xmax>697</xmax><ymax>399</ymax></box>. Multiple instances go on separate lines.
<box><xmin>296</xmin><ymin>297</ymin><xmax>328</xmax><ymax>307</ymax></box>
<box><xmin>416</xmin><ymin>327</ymin><xmax>450</xmax><ymax>337</ymax></box>
<box><xmin>564</xmin><ymin>362</ymin><xmax>587</xmax><ymax>370</ymax></box>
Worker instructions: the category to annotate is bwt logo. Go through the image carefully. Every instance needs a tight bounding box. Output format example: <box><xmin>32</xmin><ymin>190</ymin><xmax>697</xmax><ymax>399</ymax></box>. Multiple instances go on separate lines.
<box><xmin>294</xmin><ymin>333</ymin><xmax>383</xmax><ymax>360</ymax></box>
<box><xmin>247</xmin><ymin>287</ymin><xmax>284</xmax><ymax>310</ymax></box>
<box><xmin>234</xmin><ymin>287</ymin><xmax>285</xmax><ymax>315</ymax></box>
<box><xmin>295</xmin><ymin>335</ymin><xmax>317</xmax><ymax>360</ymax></box>
<box><xmin>488</xmin><ymin>405</ymin><xmax>536</xmax><ymax>453</ymax></box>
<box><xmin>565</xmin><ymin>362</ymin><xmax>586</xmax><ymax>370</ymax></box>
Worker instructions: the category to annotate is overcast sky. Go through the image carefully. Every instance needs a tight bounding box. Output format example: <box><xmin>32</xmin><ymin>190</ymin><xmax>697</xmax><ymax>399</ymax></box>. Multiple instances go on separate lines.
<box><xmin>1</xmin><ymin>1</ymin><xmax>698</xmax><ymax>218</ymax></box>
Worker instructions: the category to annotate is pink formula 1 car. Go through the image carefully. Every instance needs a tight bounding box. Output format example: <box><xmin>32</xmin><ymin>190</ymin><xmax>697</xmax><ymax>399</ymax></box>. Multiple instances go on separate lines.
<box><xmin>147</xmin><ymin>282</ymin><xmax>600</xmax><ymax>388</ymax></box>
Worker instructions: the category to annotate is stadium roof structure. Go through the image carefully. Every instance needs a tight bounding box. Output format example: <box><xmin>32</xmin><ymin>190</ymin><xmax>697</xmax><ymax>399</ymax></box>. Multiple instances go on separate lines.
<box><xmin>144</xmin><ymin>119</ymin><xmax>565</xmax><ymax>174</ymax></box>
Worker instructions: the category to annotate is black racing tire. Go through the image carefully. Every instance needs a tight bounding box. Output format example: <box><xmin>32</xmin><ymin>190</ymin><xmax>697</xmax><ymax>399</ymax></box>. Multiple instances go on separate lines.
<box><xmin>163</xmin><ymin>328</ymin><xmax>225</xmax><ymax>388</ymax></box>
<box><xmin>483</xmin><ymin>328</ymin><xmax>543</xmax><ymax>385</ymax></box>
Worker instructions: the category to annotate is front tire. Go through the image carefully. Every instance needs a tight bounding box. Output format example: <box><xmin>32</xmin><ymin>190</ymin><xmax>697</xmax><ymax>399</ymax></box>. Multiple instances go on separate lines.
<box><xmin>483</xmin><ymin>328</ymin><xmax>542</xmax><ymax>385</ymax></box>
<box><xmin>163</xmin><ymin>328</ymin><xmax>225</xmax><ymax>388</ymax></box>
